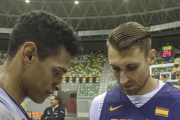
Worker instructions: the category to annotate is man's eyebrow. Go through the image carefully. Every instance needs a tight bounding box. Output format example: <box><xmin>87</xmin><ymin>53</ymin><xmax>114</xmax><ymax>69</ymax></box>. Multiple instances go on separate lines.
<box><xmin>125</xmin><ymin>61</ymin><xmax>140</xmax><ymax>65</ymax></box>
<box><xmin>58</xmin><ymin>67</ymin><xmax>67</xmax><ymax>73</ymax></box>
<box><xmin>126</xmin><ymin>63</ymin><xmax>140</xmax><ymax>66</ymax></box>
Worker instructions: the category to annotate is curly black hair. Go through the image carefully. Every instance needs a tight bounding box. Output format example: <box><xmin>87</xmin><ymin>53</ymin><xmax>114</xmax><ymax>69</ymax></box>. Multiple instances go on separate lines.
<box><xmin>8</xmin><ymin>10</ymin><xmax>83</xmax><ymax>61</ymax></box>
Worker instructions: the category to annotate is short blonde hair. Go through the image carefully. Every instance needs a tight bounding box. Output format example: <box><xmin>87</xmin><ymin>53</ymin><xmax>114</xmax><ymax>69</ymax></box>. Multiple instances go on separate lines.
<box><xmin>107</xmin><ymin>22</ymin><xmax>151</xmax><ymax>57</ymax></box>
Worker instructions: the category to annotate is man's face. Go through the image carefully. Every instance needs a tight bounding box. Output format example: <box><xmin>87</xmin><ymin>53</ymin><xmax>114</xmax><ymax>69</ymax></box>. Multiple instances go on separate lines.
<box><xmin>22</xmin><ymin>46</ymin><xmax>71</xmax><ymax>103</ymax></box>
<box><xmin>108</xmin><ymin>45</ymin><xmax>151</xmax><ymax>95</ymax></box>
<box><xmin>50</xmin><ymin>96</ymin><xmax>58</xmax><ymax>107</ymax></box>
<box><xmin>173</xmin><ymin>58</ymin><xmax>180</xmax><ymax>81</ymax></box>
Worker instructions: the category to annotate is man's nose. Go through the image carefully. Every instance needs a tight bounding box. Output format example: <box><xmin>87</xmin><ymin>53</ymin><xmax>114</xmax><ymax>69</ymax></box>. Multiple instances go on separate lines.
<box><xmin>120</xmin><ymin>71</ymin><xmax>129</xmax><ymax>84</ymax></box>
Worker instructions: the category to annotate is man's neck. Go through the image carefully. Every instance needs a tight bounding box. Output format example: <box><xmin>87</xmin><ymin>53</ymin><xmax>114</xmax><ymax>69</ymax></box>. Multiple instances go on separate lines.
<box><xmin>52</xmin><ymin>105</ymin><xmax>59</xmax><ymax>108</ymax></box>
<box><xmin>0</xmin><ymin>61</ymin><xmax>25</xmax><ymax>105</ymax></box>
<box><xmin>137</xmin><ymin>76</ymin><xmax>159</xmax><ymax>95</ymax></box>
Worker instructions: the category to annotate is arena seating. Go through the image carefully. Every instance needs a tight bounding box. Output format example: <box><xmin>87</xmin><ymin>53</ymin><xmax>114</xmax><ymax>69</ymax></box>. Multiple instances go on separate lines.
<box><xmin>78</xmin><ymin>83</ymin><xmax>99</xmax><ymax>97</ymax></box>
<box><xmin>63</xmin><ymin>51</ymin><xmax>108</xmax><ymax>83</ymax></box>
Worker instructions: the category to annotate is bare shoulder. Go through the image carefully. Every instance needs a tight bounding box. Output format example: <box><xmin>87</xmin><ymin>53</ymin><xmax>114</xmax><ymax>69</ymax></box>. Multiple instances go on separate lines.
<box><xmin>0</xmin><ymin>102</ymin><xmax>15</xmax><ymax>120</ymax></box>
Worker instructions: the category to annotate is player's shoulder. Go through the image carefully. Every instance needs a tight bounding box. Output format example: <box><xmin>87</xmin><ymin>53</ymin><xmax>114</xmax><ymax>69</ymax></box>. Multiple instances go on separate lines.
<box><xmin>0</xmin><ymin>102</ymin><xmax>15</xmax><ymax>120</ymax></box>
<box><xmin>92</xmin><ymin>86</ymin><xmax>119</xmax><ymax>104</ymax></box>
<box><xmin>92</xmin><ymin>92</ymin><xmax>107</xmax><ymax>106</ymax></box>
<box><xmin>166</xmin><ymin>82</ymin><xmax>180</xmax><ymax>90</ymax></box>
<box><xmin>172</xmin><ymin>84</ymin><xmax>180</xmax><ymax>89</ymax></box>
<box><xmin>166</xmin><ymin>83</ymin><xmax>180</xmax><ymax>91</ymax></box>
<box><xmin>163</xmin><ymin>83</ymin><xmax>180</xmax><ymax>96</ymax></box>
<box><xmin>90</xmin><ymin>92</ymin><xmax>107</xmax><ymax>120</ymax></box>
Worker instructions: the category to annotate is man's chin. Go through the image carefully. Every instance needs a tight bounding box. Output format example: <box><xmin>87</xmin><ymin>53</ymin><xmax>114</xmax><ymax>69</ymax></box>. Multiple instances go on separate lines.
<box><xmin>122</xmin><ymin>87</ymin><xmax>140</xmax><ymax>95</ymax></box>
<box><xmin>31</xmin><ymin>97</ymin><xmax>46</xmax><ymax>104</ymax></box>
<box><xmin>122</xmin><ymin>90</ymin><xmax>137</xmax><ymax>95</ymax></box>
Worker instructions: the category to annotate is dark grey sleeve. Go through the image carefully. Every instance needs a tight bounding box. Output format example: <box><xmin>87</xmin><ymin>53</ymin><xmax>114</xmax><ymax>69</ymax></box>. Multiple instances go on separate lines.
<box><xmin>0</xmin><ymin>102</ymin><xmax>16</xmax><ymax>120</ymax></box>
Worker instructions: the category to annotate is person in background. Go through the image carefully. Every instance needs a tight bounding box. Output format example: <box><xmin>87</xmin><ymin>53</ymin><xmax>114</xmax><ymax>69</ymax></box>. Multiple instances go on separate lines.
<box><xmin>90</xmin><ymin>22</ymin><xmax>180</xmax><ymax>120</ymax></box>
<box><xmin>0</xmin><ymin>10</ymin><xmax>83</xmax><ymax>120</ymax></box>
<box><xmin>172</xmin><ymin>52</ymin><xmax>180</xmax><ymax>89</ymax></box>
<box><xmin>41</xmin><ymin>95</ymin><xmax>65</xmax><ymax>120</ymax></box>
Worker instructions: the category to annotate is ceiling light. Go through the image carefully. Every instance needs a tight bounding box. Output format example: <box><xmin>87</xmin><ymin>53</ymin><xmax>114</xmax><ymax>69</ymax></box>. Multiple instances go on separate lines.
<box><xmin>25</xmin><ymin>0</ymin><xmax>30</xmax><ymax>3</ymax></box>
<box><xmin>75</xmin><ymin>1</ymin><xmax>79</xmax><ymax>4</ymax></box>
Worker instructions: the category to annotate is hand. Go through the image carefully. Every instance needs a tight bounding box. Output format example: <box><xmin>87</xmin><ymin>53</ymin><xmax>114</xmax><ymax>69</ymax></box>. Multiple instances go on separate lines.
<box><xmin>45</xmin><ymin>117</ymin><xmax>48</xmax><ymax>120</ymax></box>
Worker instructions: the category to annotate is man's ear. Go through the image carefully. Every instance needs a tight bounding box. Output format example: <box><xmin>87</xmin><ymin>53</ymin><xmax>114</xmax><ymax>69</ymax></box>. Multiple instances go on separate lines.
<box><xmin>21</xmin><ymin>42</ymin><xmax>37</xmax><ymax>64</ymax></box>
<box><xmin>148</xmin><ymin>49</ymin><xmax>157</xmax><ymax>66</ymax></box>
